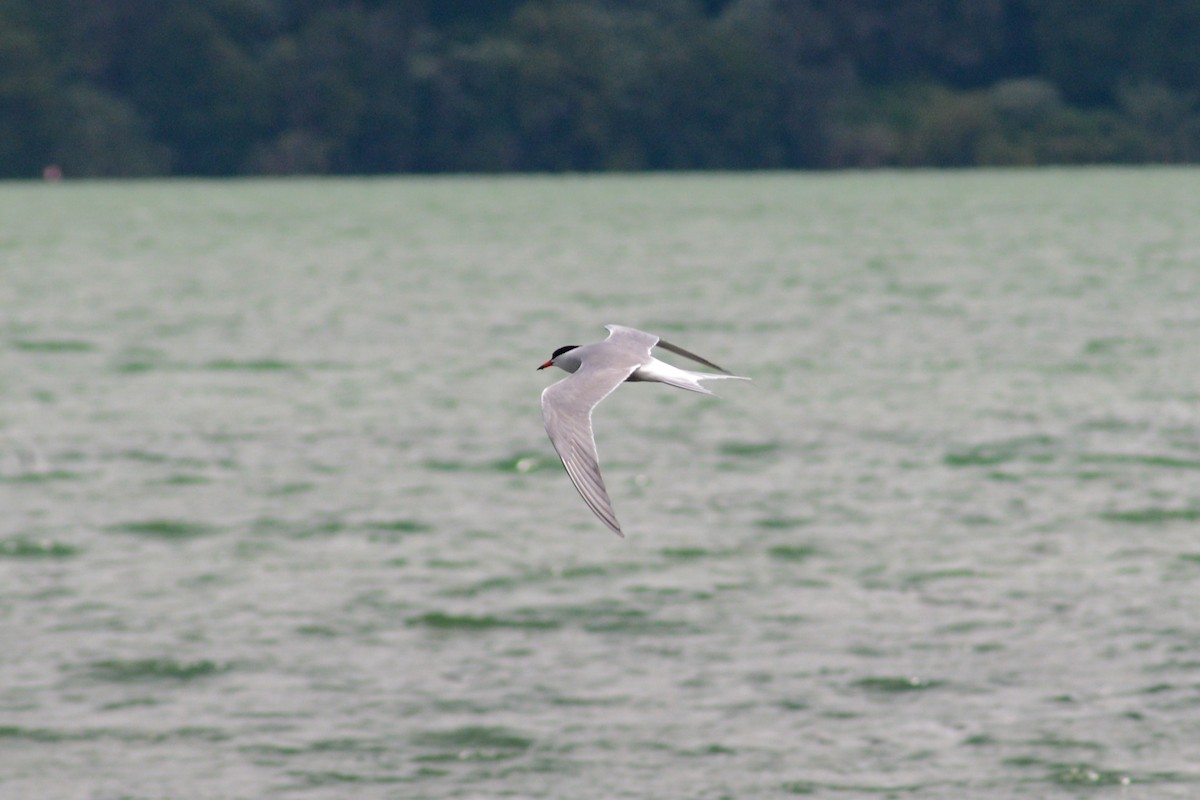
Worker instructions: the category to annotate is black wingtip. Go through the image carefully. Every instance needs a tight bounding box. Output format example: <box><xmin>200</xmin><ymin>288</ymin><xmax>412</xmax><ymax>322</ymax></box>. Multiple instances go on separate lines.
<box><xmin>655</xmin><ymin>337</ymin><xmax>733</xmax><ymax>374</ymax></box>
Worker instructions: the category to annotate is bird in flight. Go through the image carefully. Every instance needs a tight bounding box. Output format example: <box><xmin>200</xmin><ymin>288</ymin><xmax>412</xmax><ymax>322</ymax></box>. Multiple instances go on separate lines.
<box><xmin>538</xmin><ymin>324</ymin><xmax>749</xmax><ymax>537</ymax></box>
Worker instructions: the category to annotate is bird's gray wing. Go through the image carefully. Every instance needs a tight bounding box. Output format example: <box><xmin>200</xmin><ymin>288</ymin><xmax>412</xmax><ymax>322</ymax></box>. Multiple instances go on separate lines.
<box><xmin>541</xmin><ymin>359</ymin><xmax>638</xmax><ymax>537</ymax></box>
<box><xmin>604</xmin><ymin>323</ymin><xmax>732</xmax><ymax>375</ymax></box>
<box><xmin>603</xmin><ymin>324</ymin><xmax>658</xmax><ymax>356</ymax></box>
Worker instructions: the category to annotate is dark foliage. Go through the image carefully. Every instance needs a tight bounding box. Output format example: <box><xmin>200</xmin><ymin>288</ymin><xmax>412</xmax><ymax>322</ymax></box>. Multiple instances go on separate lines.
<box><xmin>1</xmin><ymin>0</ymin><xmax>1197</xmax><ymax>176</ymax></box>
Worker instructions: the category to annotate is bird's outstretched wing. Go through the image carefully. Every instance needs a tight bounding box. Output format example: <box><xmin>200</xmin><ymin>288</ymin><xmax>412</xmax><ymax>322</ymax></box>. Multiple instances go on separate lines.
<box><xmin>604</xmin><ymin>323</ymin><xmax>733</xmax><ymax>374</ymax></box>
<box><xmin>541</xmin><ymin>359</ymin><xmax>638</xmax><ymax>537</ymax></box>
<box><xmin>654</xmin><ymin>338</ymin><xmax>733</xmax><ymax>374</ymax></box>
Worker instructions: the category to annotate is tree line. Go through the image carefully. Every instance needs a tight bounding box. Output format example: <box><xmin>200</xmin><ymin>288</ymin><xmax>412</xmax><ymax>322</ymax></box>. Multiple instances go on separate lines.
<box><xmin>1</xmin><ymin>0</ymin><xmax>1198</xmax><ymax>177</ymax></box>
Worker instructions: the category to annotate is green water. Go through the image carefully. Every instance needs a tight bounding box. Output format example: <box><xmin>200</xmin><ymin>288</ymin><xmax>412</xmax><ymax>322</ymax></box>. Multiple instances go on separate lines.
<box><xmin>2</xmin><ymin>169</ymin><xmax>1199</xmax><ymax>798</ymax></box>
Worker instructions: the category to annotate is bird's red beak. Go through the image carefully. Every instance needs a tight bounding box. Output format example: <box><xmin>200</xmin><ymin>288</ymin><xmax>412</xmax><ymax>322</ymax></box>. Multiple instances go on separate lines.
<box><xmin>537</xmin><ymin>360</ymin><xmax>554</xmax><ymax>370</ymax></box>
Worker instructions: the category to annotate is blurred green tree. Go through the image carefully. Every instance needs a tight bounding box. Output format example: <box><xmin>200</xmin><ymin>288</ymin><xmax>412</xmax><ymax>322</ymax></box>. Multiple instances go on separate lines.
<box><xmin>0</xmin><ymin>19</ymin><xmax>57</xmax><ymax>176</ymax></box>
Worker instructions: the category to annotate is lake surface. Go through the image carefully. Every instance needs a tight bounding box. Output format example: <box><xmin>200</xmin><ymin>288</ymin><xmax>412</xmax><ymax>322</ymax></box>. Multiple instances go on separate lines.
<box><xmin>2</xmin><ymin>169</ymin><xmax>1199</xmax><ymax>798</ymax></box>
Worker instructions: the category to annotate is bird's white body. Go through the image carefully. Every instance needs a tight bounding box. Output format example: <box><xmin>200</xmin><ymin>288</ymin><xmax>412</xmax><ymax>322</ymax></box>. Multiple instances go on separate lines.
<box><xmin>538</xmin><ymin>324</ymin><xmax>749</xmax><ymax>537</ymax></box>
<box><xmin>550</xmin><ymin>344</ymin><xmax>722</xmax><ymax>395</ymax></box>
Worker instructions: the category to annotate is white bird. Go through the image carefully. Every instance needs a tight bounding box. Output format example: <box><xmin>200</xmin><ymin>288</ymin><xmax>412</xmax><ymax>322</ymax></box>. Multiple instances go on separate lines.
<box><xmin>537</xmin><ymin>324</ymin><xmax>749</xmax><ymax>537</ymax></box>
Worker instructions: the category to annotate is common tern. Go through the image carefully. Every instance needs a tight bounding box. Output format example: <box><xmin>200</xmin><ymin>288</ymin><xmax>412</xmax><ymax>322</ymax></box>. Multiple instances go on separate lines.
<box><xmin>537</xmin><ymin>324</ymin><xmax>749</xmax><ymax>537</ymax></box>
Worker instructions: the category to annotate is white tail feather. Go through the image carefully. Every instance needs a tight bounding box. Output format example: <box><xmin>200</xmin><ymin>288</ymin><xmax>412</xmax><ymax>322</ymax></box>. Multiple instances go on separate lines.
<box><xmin>631</xmin><ymin>357</ymin><xmax>751</xmax><ymax>395</ymax></box>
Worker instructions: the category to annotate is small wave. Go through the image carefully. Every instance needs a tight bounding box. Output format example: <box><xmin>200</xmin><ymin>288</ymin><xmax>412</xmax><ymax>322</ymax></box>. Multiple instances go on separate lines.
<box><xmin>107</xmin><ymin>519</ymin><xmax>216</xmax><ymax>539</ymax></box>
<box><xmin>853</xmin><ymin>675</ymin><xmax>945</xmax><ymax>693</ymax></box>
<box><xmin>203</xmin><ymin>358</ymin><xmax>296</xmax><ymax>371</ymax></box>
<box><xmin>12</xmin><ymin>339</ymin><xmax>96</xmax><ymax>353</ymax></box>
<box><xmin>944</xmin><ymin>435</ymin><xmax>1057</xmax><ymax>467</ymax></box>
<box><xmin>406</xmin><ymin>611</ymin><xmax>560</xmax><ymax>631</ymax></box>
<box><xmin>412</xmin><ymin>725</ymin><xmax>533</xmax><ymax>762</ymax></box>
<box><xmin>85</xmin><ymin>657</ymin><xmax>227</xmax><ymax>683</ymax></box>
<box><xmin>1099</xmin><ymin>508</ymin><xmax>1200</xmax><ymax>524</ymax></box>
<box><xmin>767</xmin><ymin>544</ymin><xmax>819</xmax><ymax>562</ymax></box>
<box><xmin>719</xmin><ymin>440</ymin><xmax>781</xmax><ymax>457</ymax></box>
<box><xmin>0</xmin><ymin>537</ymin><xmax>79</xmax><ymax>559</ymax></box>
